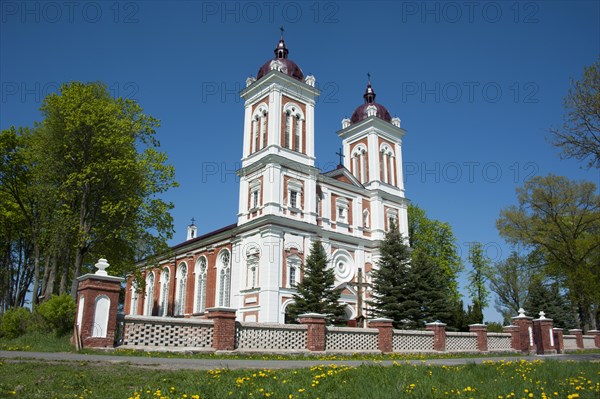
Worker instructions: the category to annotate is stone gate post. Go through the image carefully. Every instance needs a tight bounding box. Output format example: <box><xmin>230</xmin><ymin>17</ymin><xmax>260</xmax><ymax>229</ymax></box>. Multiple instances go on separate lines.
<box><xmin>532</xmin><ymin>311</ymin><xmax>556</xmax><ymax>355</ymax></box>
<box><xmin>512</xmin><ymin>308</ymin><xmax>535</xmax><ymax>353</ymax></box>
<box><xmin>425</xmin><ymin>321</ymin><xmax>446</xmax><ymax>352</ymax></box>
<box><xmin>74</xmin><ymin>259</ymin><xmax>124</xmax><ymax>348</ymax></box>
<box><xmin>299</xmin><ymin>313</ymin><xmax>326</xmax><ymax>352</ymax></box>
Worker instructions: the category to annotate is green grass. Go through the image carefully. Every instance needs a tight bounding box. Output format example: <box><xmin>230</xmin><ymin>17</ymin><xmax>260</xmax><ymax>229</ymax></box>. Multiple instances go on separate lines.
<box><xmin>0</xmin><ymin>331</ymin><xmax>72</xmax><ymax>352</ymax></box>
<box><xmin>0</xmin><ymin>359</ymin><xmax>598</xmax><ymax>398</ymax></box>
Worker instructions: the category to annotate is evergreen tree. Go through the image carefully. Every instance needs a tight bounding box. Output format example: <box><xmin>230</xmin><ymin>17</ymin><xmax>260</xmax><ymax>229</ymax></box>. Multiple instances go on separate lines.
<box><xmin>286</xmin><ymin>240</ymin><xmax>345</xmax><ymax>324</ymax></box>
<box><xmin>401</xmin><ymin>252</ymin><xmax>453</xmax><ymax>328</ymax></box>
<box><xmin>370</xmin><ymin>222</ymin><xmax>412</xmax><ymax>326</ymax></box>
<box><xmin>525</xmin><ymin>276</ymin><xmax>575</xmax><ymax>329</ymax></box>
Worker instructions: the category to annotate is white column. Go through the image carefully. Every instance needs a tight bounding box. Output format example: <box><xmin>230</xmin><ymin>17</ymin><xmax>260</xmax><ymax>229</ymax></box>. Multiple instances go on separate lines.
<box><xmin>260</xmin><ymin>115</ymin><xmax>266</xmax><ymax>150</ymax></box>
<box><xmin>389</xmin><ymin>155</ymin><xmax>396</xmax><ymax>187</ymax></box>
<box><xmin>382</xmin><ymin>152</ymin><xmax>388</xmax><ymax>183</ymax></box>
<box><xmin>352</xmin><ymin>156</ymin><xmax>358</xmax><ymax>181</ymax></box>
<box><xmin>360</xmin><ymin>152</ymin><xmax>366</xmax><ymax>184</ymax></box>
<box><xmin>252</xmin><ymin>118</ymin><xmax>258</xmax><ymax>153</ymax></box>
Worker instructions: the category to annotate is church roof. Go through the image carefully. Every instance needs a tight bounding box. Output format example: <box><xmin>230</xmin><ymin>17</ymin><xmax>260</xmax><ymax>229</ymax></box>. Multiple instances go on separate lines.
<box><xmin>350</xmin><ymin>80</ymin><xmax>392</xmax><ymax>124</ymax></box>
<box><xmin>256</xmin><ymin>32</ymin><xmax>304</xmax><ymax>82</ymax></box>
<box><xmin>322</xmin><ymin>165</ymin><xmax>364</xmax><ymax>188</ymax></box>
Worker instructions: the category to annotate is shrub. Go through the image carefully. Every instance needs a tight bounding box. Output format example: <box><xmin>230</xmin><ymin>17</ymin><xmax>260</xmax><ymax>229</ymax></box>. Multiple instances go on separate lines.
<box><xmin>37</xmin><ymin>294</ymin><xmax>76</xmax><ymax>336</ymax></box>
<box><xmin>0</xmin><ymin>307</ymin><xmax>32</xmax><ymax>339</ymax></box>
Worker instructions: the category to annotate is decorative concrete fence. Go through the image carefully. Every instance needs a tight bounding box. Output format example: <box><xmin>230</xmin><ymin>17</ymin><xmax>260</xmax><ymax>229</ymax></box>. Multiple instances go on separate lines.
<box><xmin>75</xmin><ymin>262</ymin><xmax>600</xmax><ymax>354</ymax></box>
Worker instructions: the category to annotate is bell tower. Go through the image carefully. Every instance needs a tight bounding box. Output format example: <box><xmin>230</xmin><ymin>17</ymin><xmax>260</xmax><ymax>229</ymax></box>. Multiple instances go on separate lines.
<box><xmin>237</xmin><ymin>31</ymin><xmax>320</xmax><ymax>226</ymax></box>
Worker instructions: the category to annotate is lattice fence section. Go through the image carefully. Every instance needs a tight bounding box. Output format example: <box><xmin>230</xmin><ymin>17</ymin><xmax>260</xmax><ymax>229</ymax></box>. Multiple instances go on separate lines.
<box><xmin>392</xmin><ymin>330</ymin><xmax>434</xmax><ymax>352</ymax></box>
<box><xmin>583</xmin><ymin>336</ymin><xmax>596</xmax><ymax>349</ymax></box>
<box><xmin>121</xmin><ymin>315</ymin><xmax>213</xmax><ymax>348</ymax></box>
<box><xmin>325</xmin><ymin>327</ymin><xmax>379</xmax><ymax>351</ymax></box>
<box><xmin>487</xmin><ymin>333</ymin><xmax>512</xmax><ymax>351</ymax></box>
<box><xmin>235</xmin><ymin>323</ymin><xmax>307</xmax><ymax>350</ymax></box>
<box><xmin>563</xmin><ymin>335</ymin><xmax>578</xmax><ymax>350</ymax></box>
<box><xmin>446</xmin><ymin>332</ymin><xmax>478</xmax><ymax>351</ymax></box>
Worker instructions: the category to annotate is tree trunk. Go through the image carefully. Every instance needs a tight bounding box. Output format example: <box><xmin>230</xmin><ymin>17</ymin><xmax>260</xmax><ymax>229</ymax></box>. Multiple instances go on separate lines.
<box><xmin>31</xmin><ymin>241</ymin><xmax>40</xmax><ymax>305</ymax></box>
<box><xmin>43</xmin><ymin>253</ymin><xmax>57</xmax><ymax>300</ymax></box>
<box><xmin>59</xmin><ymin>257</ymin><xmax>68</xmax><ymax>295</ymax></box>
<box><xmin>70</xmin><ymin>248</ymin><xmax>84</xmax><ymax>299</ymax></box>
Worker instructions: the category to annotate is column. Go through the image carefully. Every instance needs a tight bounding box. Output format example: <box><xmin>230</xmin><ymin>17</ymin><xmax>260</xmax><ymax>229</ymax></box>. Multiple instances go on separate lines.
<box><xmin>532</xmin><ymin>312</ymin><xmax>556</xmax><ymax>354</ymax></box>
<box><xmin>568</xmin><ymin>329</ymin><xmax>584</xmax><ymax>349</ymax></box>
<box><xmin>512</xmin><ymin>308</ymin><xmax>535</xmax><ymax>353</ymax></box>
<box><xmin>299</xmin><ymin>313</ymin><xmax>326</xmax><ymax>352</ymax></box>
<box><xmin>206</xmin><ymin>307</ymin><xmax>237</xmax><ymax>351</ymax></box>
<box><xmin>369</xmin><ymin>318</ymin><xmax>394</xmax><ymax>353</ymax></box>
<box><xmin>74</xmin><ymin>259</ymin><xmax>124</xmax><ymax>349</ymax></box>
<box><xmin>426</xmin><ymin>321</ymin><xmax>446</xmax><ymax>352</ymax></box>
<box><xmin>553</xmin><ymin>328</ymin><xmax>564</xmax><ymax>353</ymax></box>
<box><xmin>588</xmin><ymin>330</ymin><xmax>600</xmax><ymax>348</ymax></box>
<box><xmin>503</xmin><ymin>325</ymin><xmax>520</xmax><ymax>351</ymax></box>
<box><xmin>469</xmin><ymin>324</ymin><xmax>488</xmax><ymax>352</ymax></box>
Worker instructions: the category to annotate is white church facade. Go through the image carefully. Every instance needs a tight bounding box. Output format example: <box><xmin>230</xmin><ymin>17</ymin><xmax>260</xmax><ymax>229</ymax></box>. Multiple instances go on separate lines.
<box><xmin>124</xmin><ymin>34</ymin><xmax>409</xmax><ymax>324</ymax></box>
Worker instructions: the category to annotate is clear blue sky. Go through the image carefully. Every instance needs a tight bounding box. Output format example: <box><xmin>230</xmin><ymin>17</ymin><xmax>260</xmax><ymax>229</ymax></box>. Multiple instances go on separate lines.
<box><xmin>2</xmin><ymin>1</ymin><xmax>599</xmax><ymax>322</ymax></box>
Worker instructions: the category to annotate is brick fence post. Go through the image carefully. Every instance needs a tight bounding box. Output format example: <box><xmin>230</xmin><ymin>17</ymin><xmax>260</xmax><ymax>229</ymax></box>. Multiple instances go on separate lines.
<box><xmin>206</xmin><ymin>307</ymin><xmax>237</xmax><ymax>351</ymax></box>
<box><xmin>512</xmin><ymin>308</ymin><xmax>535</xmax><ymax>353</ymax></box>
<box><xmin>369</xmin><ymin>318</ymin><xmax>394</xmax><ymax>353</ymax></box>
<box><xmin>553</xmin><ymin>328</ymin><xmax>564</xmax><ymax>353</ymax></box>
<box><xmin>299</xmin><ymin>313</ymin><xmax>326</xmax><ymax>352</ymax></box>
<box><xmin>503</xmin><ymin>325</ymin><xmax>520</xmax><ymax>351</ymax></box>
<box><xmin>74</xmin><ymin>259</ymin><xmax>124</xmax><ymax>349</ymax></box>
<box><xmin>588</xmin><ymin>330</ymin><xmax>600</xmax><ymax>348</ymax></box>
<box><xmin>532</xmin><ymin>312</ymin><xmax>556</xmax><ymax>355</ymax></box>
<box><xmin>425</xmin><ymin>322</ymin><xmax>446</xmax><ymax>352</ymax></box>
<box><xmin>568</xmin><ymin>329</ymin><xmax>584</xmax><ymax>349</ymax></box>
<box><xmin>469</xmin><ymin>324</ymin><xmax>488</xmax><ymax>352</ymax></box>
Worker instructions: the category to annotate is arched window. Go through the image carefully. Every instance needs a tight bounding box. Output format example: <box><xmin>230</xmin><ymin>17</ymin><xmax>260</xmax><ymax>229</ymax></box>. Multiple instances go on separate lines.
<box><xmin>144</xmin><ymin>272</ymin><xmax>155</xmax><ymax>316</ymax></box>
<box><xmin>380</xmin><ymin>144</ymin><xmax>395</xmax><ymax>185</ymax></box>
<box><xmin>283</xmin><ymin>103</ymin><xmax>304</xmax><ymax>152</ymax></box>
<box><xmin>194</xmin><ymin>257</ymin><xmax>207</xmax><ymax>313</ymax></box>
<box><xmin>158</xmin><ymin>268</ymin><xmax>170</xmax><ymax>317</ymax></box>
<box><xmin>251</xmin><ymin>104</ymin><xmax>268</xmax><ymax>154</ymax></box>
<box><xmin>174</xmin><ymin>262</ymin><xmax>187</xmax><ymax>316</ymax></box>
<box><xmin>352</xmin><ymin>145</ymin><xmax>367</xmax><ymax>183</ymax></box>
<box><xmin>287</xmin><ymin>255</ymin><xmax>301</xmax><ymax>288</ymax></box>
<box><xmin>130</xmin><ymin>281</ymin><xmax>139</xmax><ymax>316</ymax></box>
<box><xmin>217</xmin><ymin>250</ymin><xmax>231</xmax><ymax>307</ymax></box>
<box><xmin>92</xmin><ymin>295</ymin><xmax>110</xmax><ymax>337</ymax></box>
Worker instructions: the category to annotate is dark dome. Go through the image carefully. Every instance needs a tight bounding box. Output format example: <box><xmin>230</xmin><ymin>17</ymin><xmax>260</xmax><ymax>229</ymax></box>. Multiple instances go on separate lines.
<box><xmin>257</xmin><ymin>58</ymin><xmax>304</xmax><ymax>82</ymax></box>
<box><xmin>350</xmin><ymin>81</ymin><xmax>392</xmax><ymax>124</ymax></box>
<box><xmin>256</xmin><ymin>34</ymin><xmax>304</xmax><ymax>82</ymax></box>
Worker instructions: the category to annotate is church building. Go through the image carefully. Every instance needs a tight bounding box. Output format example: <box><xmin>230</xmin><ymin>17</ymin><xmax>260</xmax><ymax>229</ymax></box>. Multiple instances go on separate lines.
<box><xmin>124</xmin><ymin>33</ymin><xmax>409</xmax><ymax>324</ymax></box>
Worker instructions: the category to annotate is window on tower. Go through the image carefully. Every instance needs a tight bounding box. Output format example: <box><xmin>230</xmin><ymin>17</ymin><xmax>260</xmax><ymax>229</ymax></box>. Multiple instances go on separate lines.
<box><xmin>249</xmin><ymin>179</ymin><xmax>261</xmax><ymax>211</ymax></box>
<box><xmin>290</xmin><ymin>190</ymin><xmax>298</xmax><ymax>208</ymax></box>
<box><xmin>287</xmin><ymin>179</ymin><xmax>303</xmax><ymax>212</ymax></box>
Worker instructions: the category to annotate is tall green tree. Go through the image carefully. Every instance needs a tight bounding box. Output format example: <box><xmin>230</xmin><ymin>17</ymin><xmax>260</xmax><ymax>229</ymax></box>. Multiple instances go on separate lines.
<box><xmin>286</xmin><ymin>240</ymin><xmax>345</xmax><ymax>324</ymax></box>
<box><xmin>408</xmin><ymin>204</ymin><xmax>462</xmax><ymax>300</ymax></box>
<box><xmin>371</xmin><ymin>222</ymin><xmax>452</xmax><ymax>328</ymax></box>
<box><xmin>550</xmin><ymin>58</ymin><xmax>600</xmax><ymax>169</ymax></box>
<box><xmin>36</xmin><ymin>82</ymin><xmax>178</xmax><ymax>297</ymax></box>
<box><xmin>466</xmin><ymin>242</ymin><xmax>491</xmax><ymax>324</ymax></box>
<box><xmin>497</xmin><ymin>174</ymin><xmax>600</xmax><ymax>331</ymax></box>
<box><xmin>487</xmin><ymin>251</ymin><xmax>535</xmax><ymax>324</ymax></box>
<box><xmin>370</xmin><ymin>223</ymin><xmax>412</xmax><ymax>326</ymax></box>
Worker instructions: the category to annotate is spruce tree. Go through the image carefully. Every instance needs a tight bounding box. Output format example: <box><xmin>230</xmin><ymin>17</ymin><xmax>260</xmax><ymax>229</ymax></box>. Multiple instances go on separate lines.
<box><xmin>286</xmin><ymin>240</ymin><xmax>345</xmax><ymax>324</ymax></box>
<box><xmin>525</xmin><ymin>277</ymin><xmax>575</xmax><ymax>329</ymax></box>
<box><xmin>402</xmin><ymin>252</ymin><xmax>453</xmax><ymax>328</ymax></box>
<box><xmin>370</xmin><ymin>222</ymin><xmax>412</xmax><ymax>326</ymax></box>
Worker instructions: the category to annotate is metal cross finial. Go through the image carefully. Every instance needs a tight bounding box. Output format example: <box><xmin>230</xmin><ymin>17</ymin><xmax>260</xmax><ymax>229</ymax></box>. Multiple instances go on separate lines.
<box><xmin>367</xmin><ymin>72</ymin><xmax>371</xmax><ymax>85</ymax></box>
<box><xmin>280</xmin><ymin>26</ymin><xmax>285</xmax><ymax>37</ymax></box>
<box><xmin>190</xmin><ymin>217</ymin><xmax>196</xmax><ymax>225</ymax></box>
<box><xmin>335</xmin><ymin>148</ymin><xmax>345</xmax><ymax>166</ymax></box>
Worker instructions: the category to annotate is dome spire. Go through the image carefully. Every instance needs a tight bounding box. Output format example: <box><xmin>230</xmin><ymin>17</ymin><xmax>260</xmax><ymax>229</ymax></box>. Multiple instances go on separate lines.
<box><xmin>274</xmin><ymin>26</ymin><xmax>289</xmax><ymax>59</ymax></box>
<box><xmin>363</xmin><ymin>72</ymin><xmax>376</xmax><ymax>103</ymax></box>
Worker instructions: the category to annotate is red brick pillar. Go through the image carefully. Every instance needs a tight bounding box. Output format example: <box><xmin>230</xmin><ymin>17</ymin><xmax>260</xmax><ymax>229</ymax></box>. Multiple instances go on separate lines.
<box><xmin>369</xmin><ymin>318</ymin><xmax>394</xmax><ymax>353</ymax></box>
<box><xmin>532</xmin><ymin>313</ymin><xmax>556</xmax><ymax>355</ymax></box>
<box><xmin>568</xmin><ymin>329</ymin><xmax>584</xmax><ymax>349</ymax></box>
<box><xmin>206</xmin><ymin>307</ymin><xmax>237</xmax><ymax>351</ymax></box>
<box><xmin>426</xmin><ymin>322</ymin><xmax>446</xmax><ymax>352</ymax></box>
<box><xmin>503</xmin><ymin>325</ymin><xmax>520</xmax><ymax>351</ymax></box>
<box><xmin>299</xmin><ymin>313</ymin><xmax>326</xmax><ymax>352</ymax></box>
<box><xmin>512</xmin><ymin>309</ymin><xmax>535</xmax><ymax>353</ymax></box>
<box><xmin>469</xmin><ymin>324</ymin><xmax>488</xmax><ymax>352</ymax></box>
<box><xmin>588</xmin><ymin>330</ymin><xmax>600</xmax><ymax>348</ymax></box>
<box><xmin>75</xmin><ymin>259</ymin><xmax>124</xmax><ymax>349</ymax></box>
<box><xmin>553</xmin><ymin>328</ymin><xmax>564</xmax><ymax>353</ymax></box>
